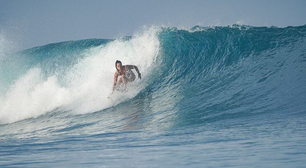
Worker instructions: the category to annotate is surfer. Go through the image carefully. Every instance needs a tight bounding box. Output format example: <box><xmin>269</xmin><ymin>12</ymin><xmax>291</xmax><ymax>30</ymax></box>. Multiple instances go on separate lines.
<box><xmin>112</xmin><ymin>60</ymin><xmax>141</xmax><ymax>92</ymax></box>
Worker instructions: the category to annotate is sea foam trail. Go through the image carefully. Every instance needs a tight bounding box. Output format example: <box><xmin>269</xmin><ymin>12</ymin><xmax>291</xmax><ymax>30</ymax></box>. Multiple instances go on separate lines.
<box><xmin>0</xmin><ymin>27</ymin><xmax>160</xmax><ymax>124</ymax></box>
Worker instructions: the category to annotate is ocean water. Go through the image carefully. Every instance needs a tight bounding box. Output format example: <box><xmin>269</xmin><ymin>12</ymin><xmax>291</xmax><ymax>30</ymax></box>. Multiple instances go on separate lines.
<box><xmin>0</xmin><ymin>25</ymin><xmax>306</xmax><ymax>167</ymax></box>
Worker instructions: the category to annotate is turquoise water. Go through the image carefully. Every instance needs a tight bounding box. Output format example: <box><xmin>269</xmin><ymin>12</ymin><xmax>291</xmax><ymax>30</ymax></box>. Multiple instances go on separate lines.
<box><xmin>1</xmin><ymin>25</ymin><xmax>306</xmax><ymax>167</ymax></box>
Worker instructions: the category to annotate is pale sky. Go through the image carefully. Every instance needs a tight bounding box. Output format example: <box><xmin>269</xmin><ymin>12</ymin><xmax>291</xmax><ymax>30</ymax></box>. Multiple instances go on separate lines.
<box><xmin>1</xmin><ymin>0</ymin><xmax>306</xmax><ymax>50</ymax></box>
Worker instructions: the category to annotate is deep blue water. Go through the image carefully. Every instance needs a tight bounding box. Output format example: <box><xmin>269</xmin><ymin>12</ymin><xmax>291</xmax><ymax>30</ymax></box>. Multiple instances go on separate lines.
<box><xmin>1</xmin><ymin>25</ymin><xmax>306</xmax><ymax>167</ymax></box>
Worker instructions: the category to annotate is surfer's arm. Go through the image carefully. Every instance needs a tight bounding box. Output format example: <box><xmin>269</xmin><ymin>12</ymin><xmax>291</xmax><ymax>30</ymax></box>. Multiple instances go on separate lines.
<box><xmin>134</xmin><ymin>66</ymin><xmax>141</xmax><ymax>79</ymax></box>
<box><xmin>127</xmin><ymin>65</ymin><xmax>141</xmax><ymax>79</ymax></box>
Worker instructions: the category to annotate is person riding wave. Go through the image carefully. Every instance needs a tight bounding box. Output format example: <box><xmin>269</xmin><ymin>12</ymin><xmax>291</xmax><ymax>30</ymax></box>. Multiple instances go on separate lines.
<box><xmin>112</xmin><ymin>60</ymin><xmax>141</xmax><ymax>92</ymax></box>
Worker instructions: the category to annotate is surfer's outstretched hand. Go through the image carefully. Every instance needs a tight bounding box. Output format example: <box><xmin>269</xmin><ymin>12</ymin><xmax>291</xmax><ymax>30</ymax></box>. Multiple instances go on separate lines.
<box><xmin>138</xmin><ymin>73</ymin><xmax>141</xmax><ymax>79</ymax></box>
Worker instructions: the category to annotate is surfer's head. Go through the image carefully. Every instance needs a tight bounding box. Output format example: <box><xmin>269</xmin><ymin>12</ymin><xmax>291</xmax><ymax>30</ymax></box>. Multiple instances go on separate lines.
<box><xmin>115</xmin><ymin>60</ymin><xmax>122</xmax><ymax>71</ymax></box>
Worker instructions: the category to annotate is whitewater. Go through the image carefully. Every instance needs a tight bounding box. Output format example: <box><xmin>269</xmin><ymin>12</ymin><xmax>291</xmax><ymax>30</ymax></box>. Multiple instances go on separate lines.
<box><xmin>1</xmin><ymin>25</ymin><xmax>306</xmax><ymax>167</ymax></box>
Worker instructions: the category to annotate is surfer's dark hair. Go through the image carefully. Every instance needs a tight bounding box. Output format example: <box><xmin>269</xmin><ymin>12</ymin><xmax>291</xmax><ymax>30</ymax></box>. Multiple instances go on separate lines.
<box><xmin>115</xmin><ymin>60</ymin><xmax>122</xmax><ymax>70</ymax></box>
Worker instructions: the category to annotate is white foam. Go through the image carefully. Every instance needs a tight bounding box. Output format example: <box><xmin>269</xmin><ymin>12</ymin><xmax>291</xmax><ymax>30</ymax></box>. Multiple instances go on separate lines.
<box><xmin>0</xmin><ymin>68</ymin><xmax>70</xmax><ymax>124</ymax></box>
<box><xmin>65</xmin><ymin>26</ymin><xmax>161</xmax><ymax>114</ymax></box>
<box><xmin>0</xmin><ymin>27</ymin><xmax>161</xmax><ymax>124</ymax></box>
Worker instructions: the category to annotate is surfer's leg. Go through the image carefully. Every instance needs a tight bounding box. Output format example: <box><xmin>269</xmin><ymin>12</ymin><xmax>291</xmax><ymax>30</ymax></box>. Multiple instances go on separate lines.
<box><xmin>114</xmin><ymin>77</ymin><xmax>122</xmax><ymax>91</ymax></box>
<box><xmin>122</xmin><ymin>75</ymin><xmax>127</xmax><ymax>84</ymax></box>
<box><xmin>117</xmin><ymin>77</ymin><xmax>123</xmax><ymax>86</ymax></box>
<box><xmin>115</xmin><ymin>77</ymin><xmax>127</xmax><ymax>92</ymax></box>
<box><xmin>118</xmin><ymin>76</ymin><xmax>127</xmax><ymax>91</ymax></box>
